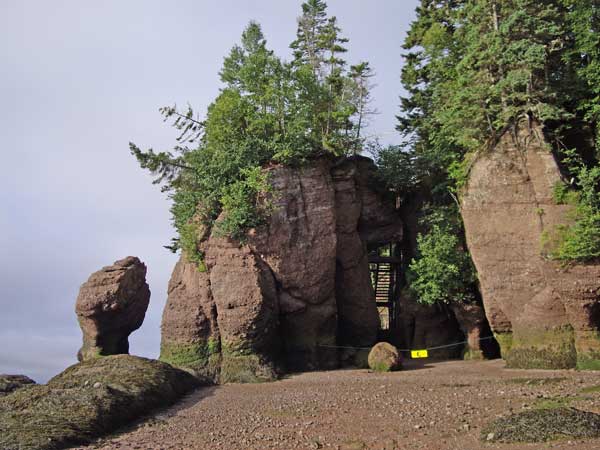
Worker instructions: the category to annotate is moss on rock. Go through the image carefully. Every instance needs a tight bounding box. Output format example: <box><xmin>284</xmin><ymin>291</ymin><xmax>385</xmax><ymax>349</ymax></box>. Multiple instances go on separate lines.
<box><xmin>0</xmin><ymin>355</ymin><xmax>199</xmax><ymax>450</ymax></box>
<box><xmin>462</xmin><ymin>347</ymin><xmax>485</xmax><ymax>361</ymax></box>
<box><xmin>159</xmin><ymin>338</ymin><xmax>221</xmax><ymax>381</ymax></box>
<box><xmin>217</xmin><ymin>340</ymin><xmax>279</xmax><ymax>383</ymax></box>
<box><xmin>481</xmin><ymin>407</ymin><xmax>600</xmax><ymax>443</ymax></box>
<box><xmin>368</xmin><ymin>342</ymin><xmax>401</xmax><ymax>372</ymax></box>
<box><xmin>0</xmin><ymin>375</ymin><xmax>35</xmax><ymax>396</ymax></box>
<box><xmin>575</xmin><ymin>331</ymin><xmax>600</xmax><ymax>370</ymax></box>
<box><xmin>493</xmin><ymin>332</ymin><xmax>513</xmax><ymax>359</ymax></box>
<box><xmin>220</xmin><ymin>354</ymin><xmax>278</xmax><ymax>383</ymax></box>
<box><xmin>506</xmin><ymin>327</ymin><xmax>576</xmax><ymax>369</ymax></box>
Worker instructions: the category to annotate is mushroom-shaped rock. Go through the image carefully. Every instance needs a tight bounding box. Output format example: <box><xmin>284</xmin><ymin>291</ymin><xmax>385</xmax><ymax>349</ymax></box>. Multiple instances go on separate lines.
<box><xmin>368</xmin><ymin>342</ymin><xmax>402</xmax><ymax>372</ymax></box>
<box><xmin>76</xmin><ymin>257</ymin><xmax>150</xmax><ymax>361</ymax></box>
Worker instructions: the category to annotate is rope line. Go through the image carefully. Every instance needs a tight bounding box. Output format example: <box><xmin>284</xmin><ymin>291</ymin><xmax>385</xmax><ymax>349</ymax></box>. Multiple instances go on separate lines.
<box><xmin>317</xmin><ymin>335</ymin><xmax>496</xmax><ymax>353</ymax></box>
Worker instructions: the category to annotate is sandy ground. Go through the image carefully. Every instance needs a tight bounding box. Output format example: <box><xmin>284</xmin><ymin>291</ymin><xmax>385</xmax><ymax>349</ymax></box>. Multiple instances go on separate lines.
<box><xmin>79</xmin><ymin>359</ymin><xmax>600</xmax><ymax>450</ymax></box>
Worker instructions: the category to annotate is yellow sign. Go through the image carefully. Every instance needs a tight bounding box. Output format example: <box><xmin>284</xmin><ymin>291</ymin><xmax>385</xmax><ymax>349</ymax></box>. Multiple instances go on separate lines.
<box><xmin>411</xmin><ymin>349</ymin><xmax>428</xmax><ymax>359</ymax></box>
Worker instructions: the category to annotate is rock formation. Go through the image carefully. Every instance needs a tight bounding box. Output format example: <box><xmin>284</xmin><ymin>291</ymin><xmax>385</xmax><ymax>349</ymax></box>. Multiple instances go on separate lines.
<box><xmin>451</xmin><ymin>302</ymin><xmax>491</xmax><ymax>360</ymax></box>
<box><xmin>461</xmin><ymin>121</ymin><xmax>600</xmax><ymax>369</ymax></box>
<box><xmin>332</xmin><ymin>158</ymin><xmax>402</xmax><ymax>366</ymax></box>
<box><xmin>397</xmin><ymin>190</ymin><xmax>492</xmax><ymax>359</ymax></box>
<box><xmin>76</xmin><ymin>257</ymin><xmax>150</xmax><ymax>361</ymax></box>
<box><xmin>396</xmin><ymin>299</ymin><xmax>465</xmax><ymax>359</ymax></box>
<box><xmin>160</xmin><ymin>156</ymin><xmax>403</xmax><ymax>382</ymax></box>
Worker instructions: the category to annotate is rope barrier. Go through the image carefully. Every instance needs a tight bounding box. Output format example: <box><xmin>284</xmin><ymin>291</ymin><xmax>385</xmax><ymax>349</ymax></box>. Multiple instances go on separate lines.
<box><xmin>317</xmin><ymin>335</ymin><xmax>497</xmax><ymax>353</ymax></box>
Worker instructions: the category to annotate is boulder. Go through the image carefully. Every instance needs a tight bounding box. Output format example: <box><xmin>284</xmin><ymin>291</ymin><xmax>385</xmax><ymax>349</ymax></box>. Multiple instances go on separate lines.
<box><xmin>461</xmin><ymin>120</ymin><xmax>600</xmax><ymax>369</ymax></box>
<box><xmin>76</xmin><ymin>256</ymin><xmax>150</xmax><ymax>362</ymax></box>
<box><xmin>0</xmin><ymin>355</ymin><xmax>198</xmax><ymax>450</ymax></box>
<box><xmin>0</xmin><ymin>375</ymin><xmax>35</xmax><ymax>396</ymax></box>
<box><xmin>368</xmin><ymin>342</ymin><xmax>401</xmax><ymax>372</ymax></box>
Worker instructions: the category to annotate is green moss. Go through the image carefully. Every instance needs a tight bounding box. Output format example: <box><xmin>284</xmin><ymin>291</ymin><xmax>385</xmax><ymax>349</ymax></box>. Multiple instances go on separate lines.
<box><xmin>462</xmin><ymin>347</ymin><xmax>484</xmax><ymax>361</ymax></box>
<box><xmin>533</xmin><ymin>396</ymin><xmax>578</xmax><ymax>410</ymax></box>
<box><xmin>580</xmin><ymin>385</ymin><xmax>600</xmax><ymax>394</ymax></box>
<box><xmin>217</xmin><ymin>340</ymin><xmax>279</xmax><ymax>383</ymax></box>
<box><xmin>494</xmin><ymin>332</ymin><xmax>513</xmax><ymax>359</ymax></box>
<box><xmin>370</xmin><ymin>361</ymin><xmax>390</xmax><ymax>372</ymax></box>
<box><xmin>0</xmin><ymin>355</ymin><xmax>198</xmax><ymax>450</ymax></box>
<box><xmin>220</xmin><ymin>354</ymin><xmax>277</xmax><ymax>384</ymax></box>
<box><xmin>506</xmin><ymin>326</ymin><xmax>576</xmax><ymax>369</ymax></box>
<box><xmin>575</xmin><ymin>333</ymin><xmax>600</xmax><ymax>370</ymax></box>
<box><xmin>159</xmin><ymin>338</ymin><xmax>220</xmax><ymax>369</ymax></box>
<box><xmin>481</xmin><ymin>408</ymin><xmax>600</xmax><ymax>443</ymax></box>
<box><xmin>576</xmin><ymin>356</ymin><xmax>600</xmax><ymax>370</ymax></box>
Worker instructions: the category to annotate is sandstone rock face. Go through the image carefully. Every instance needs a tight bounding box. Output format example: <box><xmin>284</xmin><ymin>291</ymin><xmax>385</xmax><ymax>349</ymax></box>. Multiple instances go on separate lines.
<box><xmin>396</xmin><ymin>300</ymin><xmax>464</xmax><ymax>359</ymax></box>
<box><xmin>76</xmin><ymin>257</ymin><xmax>150</xmax><ymax>362</ymax></box>
<box><xmin>332</xmin><ymin>158</ymin><xmax>402</xmax><ymax>366</ymax></box>
<box><xmin>451</xmin><ymin>302</ymin><xmax>490</xmax><ymax>360</ymax></box>
<box><xmin>462</xmin><ymin>121</ymin><xmax>600</xmax><ymax>369</ymax></box>
<box><xmin>160</xmin><ymin>157</ymin><xmax>402</xmax><ymax>381</ymax></box>
<box><xmin>368</xmin><ymin>342</ymin><xmax>401</xmax><ymax>371</ymax></box>
<box><xmin>397</xmin><ymin>190</ymin><xmax>478</xmax><ymax>360</ymax></box>
<box><xmin>160</xmin><ymin>258</ymin><xmax>221</xmax><ymax>382</ymax></box>
<box><xmin>248</xmin><ymin>160</ymin><xmax>338</xmax><ymax>372</ymax></box>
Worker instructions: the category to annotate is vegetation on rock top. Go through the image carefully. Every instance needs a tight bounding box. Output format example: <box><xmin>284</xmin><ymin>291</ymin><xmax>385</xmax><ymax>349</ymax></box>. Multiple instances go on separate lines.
<box><xmin>374</xmin><ymin>0</ymin><xmax>600</xmax><ymax>306</ymax></box>
<box><xmin>131</xmin><ymin>0</ymin><xmax>375</xmax><ymax>261</ymax></box>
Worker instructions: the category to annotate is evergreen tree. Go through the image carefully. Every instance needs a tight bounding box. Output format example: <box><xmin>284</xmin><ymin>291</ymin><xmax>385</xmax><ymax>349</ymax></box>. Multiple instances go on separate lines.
<box><xmin>131</xmin><ymin>2</ymin><xmax>375</xmax><ymax>263</ymax></box>
<box><xmin>290</xmin><ymin>0</ymin><xmax>329</xmax><ymax>77</ymax></box>
<box><xmin>378</xmin><ymin>0</ymin><xmax>600</xmax><ymax>304</ymax></box>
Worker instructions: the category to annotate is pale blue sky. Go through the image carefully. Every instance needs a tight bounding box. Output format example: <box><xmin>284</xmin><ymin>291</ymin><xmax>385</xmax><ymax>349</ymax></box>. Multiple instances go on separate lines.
<box><xmin>0</xmin><ymin>0</ymin><xmax>419</xmax><ymax>382</ymax></box>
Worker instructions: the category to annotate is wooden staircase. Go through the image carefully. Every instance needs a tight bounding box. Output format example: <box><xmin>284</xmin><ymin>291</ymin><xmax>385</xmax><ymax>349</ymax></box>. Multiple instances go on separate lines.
<box><xmin>369</xmin><ymin>254</ymin><xmax>401</xmax><ymax>330</ymax></box>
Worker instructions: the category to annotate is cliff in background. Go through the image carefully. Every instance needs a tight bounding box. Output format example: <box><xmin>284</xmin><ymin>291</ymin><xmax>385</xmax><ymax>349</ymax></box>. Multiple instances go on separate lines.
<box><xmin>461</xmin><ymin>121</ymin><xmax>600</xmax><ymax>369</ymax></box>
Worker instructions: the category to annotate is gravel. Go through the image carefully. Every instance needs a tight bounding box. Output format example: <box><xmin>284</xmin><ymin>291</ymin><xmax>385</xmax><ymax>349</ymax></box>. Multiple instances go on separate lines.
<box><xmin>79</xmin><ymin>359</ymin><xmax>600</xmax><ymax>450</ymax></box>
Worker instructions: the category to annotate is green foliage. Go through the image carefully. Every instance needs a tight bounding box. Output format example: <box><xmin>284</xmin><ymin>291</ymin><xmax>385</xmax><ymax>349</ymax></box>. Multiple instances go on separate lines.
<box><xmin>407</xmin><ymin>206</ymin><xmax>477</xmax><ymax>305</ymax></box>
<box><xmin>131</xmin><ymin>3</ymin><xmax>374</xmax><ymax>263</ymax></box>
<box><xmin>380</xmin><ymin>0</ymin><xmax>600</xmax><ymax>276</ymax></box>
<box><xmin>548</xmin><ymin>148</ymin><xmax>600</xmax><ymax>262</ymax></box>
<box><xmin>215</xmin><ymin>167</ymin><xmax>274</xmax><ymax>241</ymax></box>
<box><xmin>396</xmin><ymin>0</ymin><xmax>598</xmax><ymax>190</ymax></box>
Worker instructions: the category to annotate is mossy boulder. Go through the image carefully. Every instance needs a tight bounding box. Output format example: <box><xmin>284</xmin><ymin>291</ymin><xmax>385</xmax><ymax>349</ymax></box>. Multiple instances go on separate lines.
<box><xmin>482</xmin><ymin>407</ymin><xmax>600</xmax><ymax>443</ymax></box>
<box><xmin>368</xmin><ymin>342</ymin><xmax>401</xmax><ymax>372</ymax></box>
<box><xmin>0</xmin><ymin>375</ymin><xmax>36</xmax><ymax>396</ymax></box>
<box><xmin>0</xmin><ymin>355</ymin><xmax>199</xmax><ymax>450</ymax></box>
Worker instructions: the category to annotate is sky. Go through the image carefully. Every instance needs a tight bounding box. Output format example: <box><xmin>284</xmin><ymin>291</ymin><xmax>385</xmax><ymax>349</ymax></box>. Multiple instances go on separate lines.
<box><xmin>0</xmin><ymin>0</ymin><xmax>419</xmax><ymax>383</ymax></box>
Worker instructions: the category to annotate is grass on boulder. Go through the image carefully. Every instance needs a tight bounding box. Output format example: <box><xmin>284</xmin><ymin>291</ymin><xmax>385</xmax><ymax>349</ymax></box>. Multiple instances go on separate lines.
<box><xmin>482</xmin><ymin>407</ymin><xmax>600</xmax><ymax>443</ymax></box>
<box><xmin>0</xmin><ymin>355</ymin><xmax>199</xmax><ymax>450</ymax></box>
<box><xmin>0</xmin><ymin>375</ymin><xmax>36</xmax><ymax>395</ymax></box>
